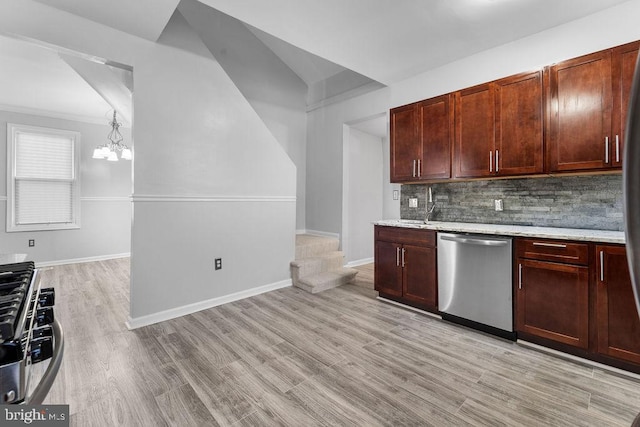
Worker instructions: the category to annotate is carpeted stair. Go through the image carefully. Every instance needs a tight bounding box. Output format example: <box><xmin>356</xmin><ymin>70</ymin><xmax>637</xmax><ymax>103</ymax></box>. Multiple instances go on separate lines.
<box><xmin>291</xmin><ymin>235</ymin><xmax>357</xmax><ymax>293</ymax></box>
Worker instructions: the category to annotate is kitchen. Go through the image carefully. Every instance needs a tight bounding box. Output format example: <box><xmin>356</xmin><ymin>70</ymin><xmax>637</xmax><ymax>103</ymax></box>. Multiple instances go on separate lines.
<box><xmin>2</xmin><ymin>0</ymin><xmax>640</xmax><ymax>425</ymax></box>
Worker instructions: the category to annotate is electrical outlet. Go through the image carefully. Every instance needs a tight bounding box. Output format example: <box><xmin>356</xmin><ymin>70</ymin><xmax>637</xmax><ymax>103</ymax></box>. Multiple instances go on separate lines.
<box><xmin>215</xmin><ymin>258</ymin><xmax>222</xmax><ymax>270</ymax></box>
<box><xmin>409</xmin><ymin>198</ymin><xmax>418</xmax><ymax>208</ymax></box>
<box><xmin>28</xmin><ymin>239</ymin><xmax>35</xmax><ymax>247</ymax></box>
<box><xmin>494</xmin><ymin>199</ymin><xmax>503</xmax><ymax>212</ymax></box>
<box><xmin>393</xmin><ymin>190</ymin><xmax>399</xmax><ymax>200</ymax></box>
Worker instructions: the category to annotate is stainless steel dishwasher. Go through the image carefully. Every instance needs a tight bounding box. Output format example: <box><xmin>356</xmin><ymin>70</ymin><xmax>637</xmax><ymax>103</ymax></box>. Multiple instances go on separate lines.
<box><xmin>437</xmin><ymin>232</ymin><xmax>515</xmax><ymax>339</ymax></box>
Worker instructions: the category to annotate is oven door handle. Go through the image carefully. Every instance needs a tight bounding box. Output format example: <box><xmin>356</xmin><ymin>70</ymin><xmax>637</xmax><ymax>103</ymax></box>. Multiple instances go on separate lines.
<box><xmin>26</xmin><ymin>319</ymin><xmax>64</xmax><ymax>405</ymax></box>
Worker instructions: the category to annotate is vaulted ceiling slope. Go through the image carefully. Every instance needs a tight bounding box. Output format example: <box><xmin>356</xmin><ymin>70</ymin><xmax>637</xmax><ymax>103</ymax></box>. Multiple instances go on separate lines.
<box><xmin>34</xmin><ymin>0</ymin><xmax>181</xmax><ymax>42</ymax></box>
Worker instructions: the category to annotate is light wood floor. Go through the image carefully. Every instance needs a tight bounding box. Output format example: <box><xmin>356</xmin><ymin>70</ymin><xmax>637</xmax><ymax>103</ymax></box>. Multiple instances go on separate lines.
<box><xmin>41</xmin><ymin>258</ymin><xmax>640</xmax><ymax>426</ymax></box>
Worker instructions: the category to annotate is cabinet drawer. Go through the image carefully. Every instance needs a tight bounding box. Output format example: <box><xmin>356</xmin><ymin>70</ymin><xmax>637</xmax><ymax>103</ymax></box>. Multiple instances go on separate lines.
<box><xmin>375</xmin><ymin>226</ymin><xmax>435</xmax><ymax>247</ymax></box>
<box><xmin>517</xmin><ymin>238</ymin><xmax>588</xmax><ymax>265</ymax></box>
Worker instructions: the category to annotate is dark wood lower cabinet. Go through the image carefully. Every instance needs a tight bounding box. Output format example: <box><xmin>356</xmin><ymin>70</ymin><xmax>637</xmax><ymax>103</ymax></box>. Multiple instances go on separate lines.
<box><xmin>515</xmin><ymin>238</ymin><xmax>640</xmax><ymax>373</ymax></box>
<box><xmin>374</xmin><ymin>226</ymin><xmax>437</xmax><ymax>313</ymax></box>
<box><xmin>374</xmin><ymin>240</ymin><xmax>403</xmax><ymax>298</ymax></box>
<box><xmin>596</xmin><ymin>245</ymin><xmax>640</xmax><ymax>364</ymax></box>
<box><xmin>516</xmin><ymin>258</ymin><xmax>589</xmax><ymax>349</ymax></box>
<box><xmin>403</xmin><ymin>245</ymin><xmax>437</xmax><ymax>308</ymax></box>
<box><xmin>377</xmin><ymin>232</ymin><xmax>640</xmax><ymax>373</ymax></box>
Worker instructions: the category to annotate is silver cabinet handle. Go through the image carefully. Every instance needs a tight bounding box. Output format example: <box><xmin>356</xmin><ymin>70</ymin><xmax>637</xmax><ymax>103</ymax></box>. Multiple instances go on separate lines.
<box><xmin>396</xmin><ymin>247</ymin><xmax>400</xmax><ymax>266</ymax></box>
<box><xmin>616</xmin><ymin>134</ymin><xmax>620</xmax><ymax>163</ymax></box>
<box><xmin>412</xmin><ymin>160</ymin><xmax>416</xmax><ymax>177</ymax></box>
<box><xmin>600</xmin><ymin>250</ymin><xmax>604</xmax><ymax>282</ymax></box>
<box><xmin>519</xmin><ymin>263</ymin><xmax>523</xmax><ymax>290</ymax></box>
<box><xmin>495</xmin><ymin>150</ymin><xmax>499</xmax><ymax>173</ymax></box>
<box><xmin>532</xmin><ymin>242</ymin><xmax>567</xmax><ymax>248</ymax></box>
<box><xmin>605</xmin><ymin>136</ymin><xmax>610</xmax><ymax>164</ymax></box>
<box><xmin>417</xmin><ymin>159</ymin><xmax>421</xmax><ymax>177</ymax></box>
<box><xmin>489</xmin><ymin>151</ymin><xmax>493</xmax><ymax>172</ymax></box>
<box><xmin>401</xmin><ymin>248</ymin><xmax>406</xmax><ymax>267</ymax></box>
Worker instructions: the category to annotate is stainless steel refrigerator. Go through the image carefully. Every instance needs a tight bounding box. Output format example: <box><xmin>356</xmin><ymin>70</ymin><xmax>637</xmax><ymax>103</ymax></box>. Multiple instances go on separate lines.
<box><xmin>623</xmin><ymin>47</ymin><xmax>640</xmax><ymax>427</ymax></box>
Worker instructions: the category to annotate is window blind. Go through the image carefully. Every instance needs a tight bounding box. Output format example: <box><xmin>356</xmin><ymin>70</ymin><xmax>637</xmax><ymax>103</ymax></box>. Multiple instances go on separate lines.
<box><xmin>11</xmin><ymin>129</ymin><xmax>76</xmax><ymax>226</ymax></box>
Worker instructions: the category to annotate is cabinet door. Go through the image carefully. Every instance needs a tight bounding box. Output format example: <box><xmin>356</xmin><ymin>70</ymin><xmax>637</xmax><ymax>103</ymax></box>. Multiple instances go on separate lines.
<box><xmin>548</xmin><ymin>51</ymin><xmax>613</xmax><ymax>172</ymax></box>
<box><xmin>454</xmin><ymin>84</ymin><xmax>495</xmax><ymax>178</ymax></box>
<box><xmin>612</xmin><ymin>41</ymin><xmax>640</xmax><ymax>168</ymax></box>
<box><xmin>374</xmin><ymin>241</ymin><xmax>403</xmax><ymax>297</ymax></box>
<box><xmin>418</xmin><ymin>95</ymin><xmax>452</xmax><ymax>179</ymax></box>
<box><xmin>390</xmin><ymin>104</ymin><xmax>419</xmax><ymax>182</ymax></box>
<box><xmin>402</xmin><ymin>244</ymin><xmax>437</xmax><ymax>310</ymax></box>
<box><xmin>596</xmin><ymin>245</ymin><xmax>640</xmax><ymax>364</ymax></box>
<box><xmin>516</xmin><ymin>258</ymin><xmax>589</xmax><ymax>348</ymax></box>
<box><xmin>495</xmin><ymin>71</ymin><xmax>544</xmax><ymax>175</ymax></box>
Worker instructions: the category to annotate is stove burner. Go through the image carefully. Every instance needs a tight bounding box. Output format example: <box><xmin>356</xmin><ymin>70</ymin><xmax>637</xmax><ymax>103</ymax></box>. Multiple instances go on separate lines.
<box><xmin>0</xmin><ymin>261</ymin><xmax>61</xmax><ymax>404</ymax></box>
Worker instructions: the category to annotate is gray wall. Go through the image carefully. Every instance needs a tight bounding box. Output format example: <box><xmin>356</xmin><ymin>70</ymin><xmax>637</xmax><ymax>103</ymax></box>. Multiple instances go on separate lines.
<box><xmin>401</xmin><ymin>174</ymin><xmax>623</xmax><ymax>231</ymax></box>
<box><xmin>178</xmin><ymin>1</ymin><xmax>308</xmax><ymax>231</ymax></box>
<box><xmin>344</xmin><ymin>127</ymin><xmax>383</xmax><ymax>264</ymax></box>
<box><xmin>131</xmin><ymin>9</ymin><xmax>296</xmax><ymax>321</ymax></box>
<box><xmin>0</xmin><ymin>110</ymin><xmax>132</xmax><ymax>264</ymax></box>
<box><xmin>306</xmin><ymin>88</ymin><xmax>390</xmax><ymax>237</ymax></box>
<box><xmin>304</xmin><ymin>0</ymin><xmax>640</xmax><ymax>244</ymax></box>
<box><xmin>1</xmin><ymin>1</ymin><xmax>297</xmax><ymax>326</ymax></box>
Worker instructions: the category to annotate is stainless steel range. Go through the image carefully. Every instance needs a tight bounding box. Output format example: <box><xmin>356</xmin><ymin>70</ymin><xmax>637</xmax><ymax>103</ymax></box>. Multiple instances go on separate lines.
<box><xmin>0</xmin><ymin>261</ymin><xmax>63</xmax><ymax>404</ymax></box>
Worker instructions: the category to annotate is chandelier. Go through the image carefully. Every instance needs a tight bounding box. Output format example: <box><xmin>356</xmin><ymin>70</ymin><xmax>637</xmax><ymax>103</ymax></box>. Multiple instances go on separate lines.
<box><xmin>92</xmin><ymin>111</ymin><xmax>132</xmax><ymax>161</ymax></box>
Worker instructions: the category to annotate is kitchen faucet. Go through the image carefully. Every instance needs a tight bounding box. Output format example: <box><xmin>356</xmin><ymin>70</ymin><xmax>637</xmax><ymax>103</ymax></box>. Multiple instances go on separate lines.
<box><xmin>425</xmin><ymin>202</ymin><xmax>436</xmax><ymax>222</ymax></box>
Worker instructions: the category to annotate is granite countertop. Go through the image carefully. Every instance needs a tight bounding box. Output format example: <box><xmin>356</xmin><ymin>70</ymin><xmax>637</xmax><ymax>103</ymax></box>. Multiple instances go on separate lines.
<box><xmin>374</xmin><ymin>220</ymin><xmax>625</xmax><ymax>244</ymax></box>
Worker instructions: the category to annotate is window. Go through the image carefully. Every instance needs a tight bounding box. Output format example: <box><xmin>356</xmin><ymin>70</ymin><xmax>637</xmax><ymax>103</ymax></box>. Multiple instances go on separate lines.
<box><xmin>6</xmin><ymin>124</ymin><xmax>80</xmax><ymax>232</ymax></box>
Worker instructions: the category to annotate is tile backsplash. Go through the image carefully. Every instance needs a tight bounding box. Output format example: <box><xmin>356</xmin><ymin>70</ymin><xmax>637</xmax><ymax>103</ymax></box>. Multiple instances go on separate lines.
<box><xmin>401</xmin><ymin>174</ymin><xmax>623</xmax><ymax>231</ymax></box>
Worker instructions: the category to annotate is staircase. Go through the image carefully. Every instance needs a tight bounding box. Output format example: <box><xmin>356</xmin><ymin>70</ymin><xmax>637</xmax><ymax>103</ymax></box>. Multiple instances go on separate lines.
<box><xmin>291</xmin><ymin>235</ymin><xmax>358</xmax><ymax>293</ymax></box>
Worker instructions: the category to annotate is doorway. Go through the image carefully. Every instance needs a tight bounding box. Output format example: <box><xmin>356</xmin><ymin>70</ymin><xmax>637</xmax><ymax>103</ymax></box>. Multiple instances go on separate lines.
<box><xmin>0</xmin><ymin>34</ymin><xmax>133</xmax><ymax>265</ymax></box>
<box><xmin>342</xmin><ymin>113</ymin><xmax>387</xmax><ymax>266</ymax></box>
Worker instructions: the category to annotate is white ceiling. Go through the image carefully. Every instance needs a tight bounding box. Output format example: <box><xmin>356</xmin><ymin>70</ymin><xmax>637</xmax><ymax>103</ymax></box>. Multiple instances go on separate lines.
<box><xmin>197</xmin><ymin>0</ymin><xmax>632</xmax><ymax>84</ymax></box>
<box><xmin>0</xmin><ymin>35</ymin><xmax>113</xmax><ymax>123</ymax></box>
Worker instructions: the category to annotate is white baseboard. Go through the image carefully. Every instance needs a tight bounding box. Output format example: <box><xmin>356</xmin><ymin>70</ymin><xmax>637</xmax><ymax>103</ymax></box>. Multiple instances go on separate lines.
<box><xmin>304</xmin><ymin>229</ymin><xmax>340</xmax><ymax>240</ymax></box>
<box><xmin>126</xmin><ymin>279</ymin><xmax>292</xmax><ymax>330</ymax></box>
<box><xmin>346</xmin><ymin>257</ymin><xmax>374</xmax><ymax>267</ymax></box>
<box><xmin>36</xmin><ymin>253</ymin><xmax>130</xmax><ymax>268</ymax></box>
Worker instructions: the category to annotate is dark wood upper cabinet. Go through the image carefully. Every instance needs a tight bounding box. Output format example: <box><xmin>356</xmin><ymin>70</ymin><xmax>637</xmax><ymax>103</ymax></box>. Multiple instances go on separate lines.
<box><xmin>612</xmin><ymin>41</ymin><xmax>640</xmax><ymax>168</ymax></box>
<box><xmin>596</xmin><ymin>245</ymin><xmax>640</xmax><ymax>364</ymax></box>
<box><xmin>546</xmin><ymin>47</ymin><xmax>638</xmax><ymax>172</ymax></box>
<box><xmin>418</xmin><ymin>95</ymin><xmax>452</xmax><ymax>179</ymax></box>
<box><xmin>454</xmin><ymin>84</ymin><xmax>495</xmax><ymax>178</ymax></box>
<box><xmin>390</xmin><ymin>40</ymin><xmax>639</xmax><ymax>182</ymax></box>
<box><xmin>548</xmin><ymin>51</ymin><xmax>612</xmax><ymax>172</ymax></box>
<box><xmin>390</xmin><ymin>96</ymin><xmax>452</xmax><ymax>183</ymax></box>
<box><xmin>390</xmin><ymin>103</ymin><xmax>419</xmax><ymax>182</ymax></box>
<box><xmin>495</xmin><ymin>71</ymin><xmax>544</xmax><ymax>175</ymax></box>
<box><xmin>455</xmin><ymin>72</ymin><xmax>544</xmax><ymax>179</ymax></box>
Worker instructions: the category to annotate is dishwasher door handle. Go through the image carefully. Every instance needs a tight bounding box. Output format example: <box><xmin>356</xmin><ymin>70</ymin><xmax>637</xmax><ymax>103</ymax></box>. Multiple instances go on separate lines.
<box><xmin>440</xmin><ymin>235</ymin><xmax>509</xmax><ymax>247</ymax></box>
